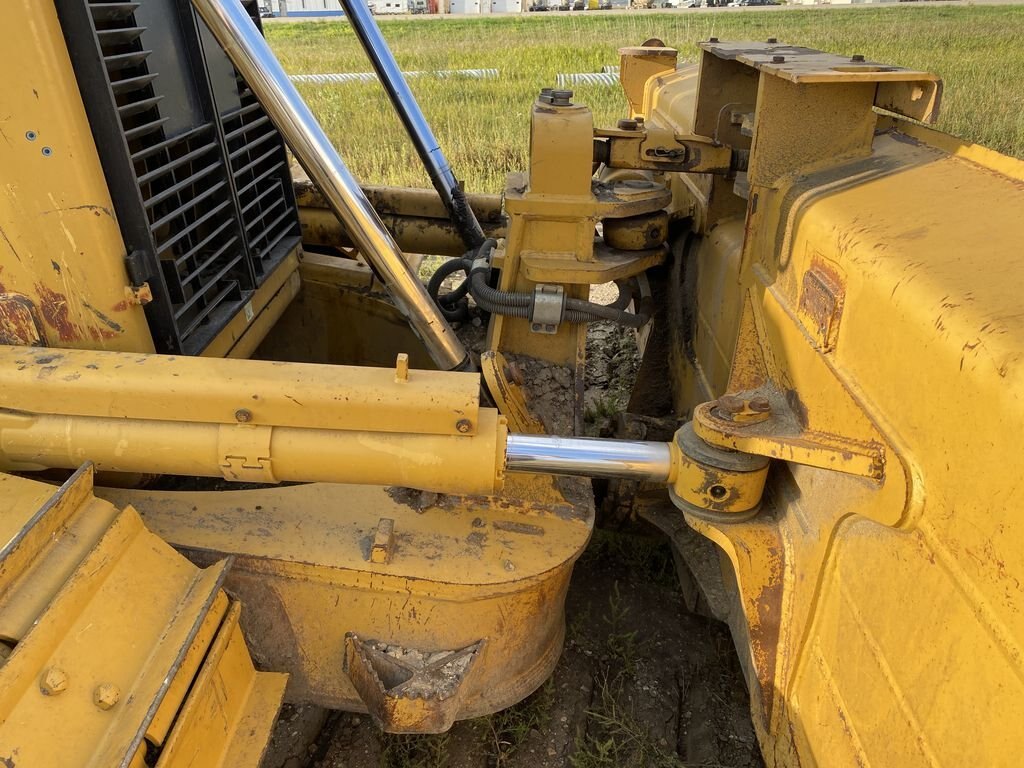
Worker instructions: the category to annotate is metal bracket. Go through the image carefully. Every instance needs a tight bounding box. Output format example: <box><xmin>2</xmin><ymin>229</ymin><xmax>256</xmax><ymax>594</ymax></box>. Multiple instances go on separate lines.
<box><xmin>692</xmin><ymin>392</ymin><xmax>885</xmax><ymax>480</ymax></box>
<box><xmin>344</xmin><ymin>634</ymin><xmax>484</xmax><ymax>733</ymax></box>
<box><xmin>218</xmin><ymin>424</ymin><xmax>277</xmax><ymax>483</ymax></box>
<box><xmin>529</xmin><ymin>284</ymin><xmax>564</xmax><ymax>334</ymax></box>
<box><xmin>480</xmin><ymin>351</ymin><xmax>544</xmax><ymax>434</ymax></box>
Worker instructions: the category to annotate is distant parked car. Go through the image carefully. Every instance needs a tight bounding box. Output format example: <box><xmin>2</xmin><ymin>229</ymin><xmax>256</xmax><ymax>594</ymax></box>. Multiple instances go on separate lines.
<box><xmin>258</xmin><ymin>4</ymin><xmax>274</xmax><ymax>16</ymax></box>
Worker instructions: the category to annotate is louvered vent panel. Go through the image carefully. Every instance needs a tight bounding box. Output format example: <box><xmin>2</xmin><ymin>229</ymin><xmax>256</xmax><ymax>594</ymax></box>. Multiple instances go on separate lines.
<box><xmin>56</xmin><ymin>0</ymin><xmax>301</xmax><ymax>354</ymax></box>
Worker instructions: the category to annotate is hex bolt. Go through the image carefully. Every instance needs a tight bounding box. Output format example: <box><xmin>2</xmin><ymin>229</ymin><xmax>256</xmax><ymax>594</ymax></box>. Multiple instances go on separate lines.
<box><xmin>767</xmin><ymin>37</ymin><xmax>778</xmax><ymax>43</ymax></box>
<box><xmin>456</xmin><ymin>418</ymin><xmax>473</xmax><ymax>434</ymax></box>
<box><xmin>709</xmin><ymin>37</ymin><xmax>719</xmax><ymax>43</ymax></box>
<box><xmin>772</xmin><ymin>55</ymin><xmax>785</xmax><ymax>64</ymax></box>
<box><xmin>717</xmin><ymin>394</ymin><xmax>745</xmax><ymax>415</ymax></box>
<box><xmin>40</xmin><ymin>666</ymin><xmax>68</xmax><ymax>696</ymax></box>
<box><xmin>539</xmin><ymin>87</ymin><xmax>554</xmax><ymax>97</ymax></box>
<box><xmin>234</xmin><ymin>408</ymin><xmax>253</xmax><ymax>423</ymax></box>
<box><xmin>93</xmin><ymin>683</ymin><xmax>121</xmax><ymax>711</ymax></box>
<box><xmin>749</xmin><ymin>396</ymin><xmax>772</xmax><ymax>413</ymax></box>
<box><xmin>617</xmin><ymin>118</ymin><xmax>641</xmax><ymax>131</ymax></box>
<box><xmin>852</xmin><ymin>54</ymin><xmax>866</xmax><ymax>63</ymax></box>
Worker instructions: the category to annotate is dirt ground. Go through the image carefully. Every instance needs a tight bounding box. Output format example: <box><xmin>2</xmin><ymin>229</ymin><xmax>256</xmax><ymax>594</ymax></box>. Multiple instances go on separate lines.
<box><xmin>262</xmin><ymin>311</ymin><xmax>763</xmax><ymax>768</ymax></box>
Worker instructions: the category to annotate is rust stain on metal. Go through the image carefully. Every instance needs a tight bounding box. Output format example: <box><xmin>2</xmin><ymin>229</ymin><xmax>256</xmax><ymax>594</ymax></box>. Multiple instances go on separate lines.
<box><xmin>798</xmin><ymin>258</ymin><xmax>846</xmax><ymax>352</ymax></box>
<box><xmin>34</xmin><ymin>283</ymin><xmax>80</xmax><ymax>342</ymax></box>
<box><xmin>742</xmin><ymin>531</ymin><xmax>786</xmax><ymax>724</ymax></box>
<box><xmin>0</xmin><ymin>294</ymin><xmax>45</xmax><ymax>346</ymax></box>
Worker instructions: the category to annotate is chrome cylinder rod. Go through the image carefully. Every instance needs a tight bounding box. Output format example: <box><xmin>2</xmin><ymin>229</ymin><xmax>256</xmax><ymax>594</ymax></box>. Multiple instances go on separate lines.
<box><xmin>191</xmin><ymin>0</ymin><xmax>469</xmax><ymax>371</ymax></box>
<box><xmin>505</xmin><ymin>433</ymin><xmax>673</xmax><ymax>482</ymax></box>
<box><xmin>336</xmin><ymin>0</ymin><xmax>485</xmax><ymax>248</ymax></box>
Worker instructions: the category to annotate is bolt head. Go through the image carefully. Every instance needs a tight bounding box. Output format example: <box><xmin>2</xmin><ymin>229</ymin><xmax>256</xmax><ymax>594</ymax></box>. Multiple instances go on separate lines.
<box><xmin>234</xmin><ymin>408</ymin><xmax>253</xmax><ymax>423</ymax></box>
<box><xmin>709</xmin><ymin>37</ymin><xmax>719</xmax><ymax>43</ymax></box>
<box><xmin>717</xmin><ymin>395</ymin><xmax>745</xmax><ymax>415</ymax></box>
<box><xmin>456</xmin><ymin>418</ymin><xmax>473</xmax><ymax>434</ymax></box>
<box><xmin>94</xmin><ymin>683</ymin><xmax>121</xmax><ymax>711</ymax></box>
<box><xmin>749</xmin><ymin>396</ymin><xmax>771</xmax><ymax>413</ymax></box>
<box><xmin>772</xmin><ymin>55</ymin><xmax>785</xmax><ymax>64</ymax></box>
<box><xmin>40</xmin><ymin>666</ymin><xmax>68</xmax><ymax>696</ymax></box>
<box><xmin>551</xmin><ymin>89</ymin><xmax>574</xmax><ymax>106</ymax></box>
<box><xmin>851</xmin><ymin>53</ymin><xmax>865</xmax><ymax>62</ymax></box>
<box><xmin>767</xmin><ymin>37</ymin><xmax>777</xmax><ymax>43</ymax></box>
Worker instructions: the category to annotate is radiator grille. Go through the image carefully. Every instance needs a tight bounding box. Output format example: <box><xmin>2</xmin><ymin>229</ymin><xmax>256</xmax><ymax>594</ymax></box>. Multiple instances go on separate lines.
<box><xmin>57</xmin><ymin>0</ymin><xmax>300</xmax><ymax>354</ymax></box>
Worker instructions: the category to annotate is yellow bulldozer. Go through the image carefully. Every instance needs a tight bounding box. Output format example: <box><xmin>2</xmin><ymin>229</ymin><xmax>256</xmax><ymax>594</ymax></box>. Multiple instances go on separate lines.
<box><xmin>0</xmin><ymin>0</ymin><xmax>1021</xmax><ymax>766</ymax></box>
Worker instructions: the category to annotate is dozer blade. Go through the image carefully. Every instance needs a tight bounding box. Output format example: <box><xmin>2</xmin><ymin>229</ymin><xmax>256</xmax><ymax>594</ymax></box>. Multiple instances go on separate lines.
<box><xmin>0</xmin><ymin>464</ymin><xmax>287</xmax><ymax>768</ymax></box>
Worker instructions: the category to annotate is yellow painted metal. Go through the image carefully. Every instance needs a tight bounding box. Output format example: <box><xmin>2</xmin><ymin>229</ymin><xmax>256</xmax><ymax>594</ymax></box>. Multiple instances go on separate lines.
<box><xmin>480</xmin><ymin>351</ymin><xmax>544</xmax><ymax>434</ymax></box>
<box><xmin>668</xmin><ymin>441</ymin><xmax>767</xmax><ymax>516</ymax></box>
<box><xmin>0</xmin><ymin>345</ymin><xmax>481</xmax><ymax>436</ymax></box>
<box><xmin>154</xmin><ymin>602</ymin><xmax>288</xmax><ymax>768</ymax></box>
<box><xmin>344</xmin><ymin>634</ymin><xmax>482</xmax><ymax>733</ymax></box>
<box><xmin>100</xmin><ymin>474</ymin><xmax>593</xmax><ymax>725</ymax></box>
<box><xmin>0</xmin><ymin>0</ymin><xmax>154</xmax><ymax>354</ymax></box>
<box><xmin>691</xmin><ymin>399</ymin><xmax>884</xmax><ymax>479</ymax></box>
<box><xmin>294</xmin><ymin>178</ymin><xmax>506</xmax><ymax>258</ymax></box>
<box><xmin>257</xmin><ymin>252</ymin><xmax>437</xmax><ymax>370</ymax></box>
<box><xmin>494</xmin><ymin>95</ymin><xmax>665</xmax><ymax>368</ymax></box>
<box><xmin>641</xmin><ymin>40</ymin><xmax>1024</xmax><ymax>768</ymax></box>
<box><xmin>0</xmin><ymin>465</ymin><xmax>286</xmax><ymax>767</ymax></box>
<box><xmin>0</xmin><ymin>406</ymin><xmax>506</xmax><ymax>495</ymax></box>
<box><xmin>618</xmin><ymin>46</ymin><xmax>678</xmax><ymax>117</ymax></box>
<box><xmin>200</xmin><ymin>252</ymin><xmax>302</xmax><ymax>359</ymax></box>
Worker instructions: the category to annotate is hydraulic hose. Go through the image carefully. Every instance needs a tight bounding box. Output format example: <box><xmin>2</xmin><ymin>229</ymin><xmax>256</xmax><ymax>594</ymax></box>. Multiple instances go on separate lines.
<box><xmin>463</xmin><ymin>240</ymin><xmax>651</xmax><ymax>328</ymax></box>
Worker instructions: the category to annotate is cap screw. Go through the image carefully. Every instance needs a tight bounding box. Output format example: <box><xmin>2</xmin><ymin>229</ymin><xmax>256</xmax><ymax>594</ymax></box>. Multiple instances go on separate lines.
<box><xmin>94</xmin><ymin>683</ymin><xmax>121</xmax><ymax>711</ymax></box>
<box><xmin>767</xmin><ymin>37</ymin><xmax>777</xmax><ymax>43</ymax></box>
<box><xmin>234</xmin><ymin>408</ymin><xmax>253</xmax><ymax>423</ymax></box>
<box><xmin>40</xmin><ymin>666</ymin><xmax>69</xmax><ymax>696</ymax></box>
<box><xmin>456</xmin><ymin>419</ymin><xmax>473</xmax><ymax>434</ymax></box>
<box><xmin>709</xmin><ymin>37</ymin><xmax>719</xmax><ymax>43</ymax></box>
<box><xmin>772</xmin><ymin>55</ymin><xmax>785</xmax><ymax>64</ymax></box>
<box><xmin>851</xmin><ymin>53</ymin><xmax>865</xmax><ymax>63</ymax></box>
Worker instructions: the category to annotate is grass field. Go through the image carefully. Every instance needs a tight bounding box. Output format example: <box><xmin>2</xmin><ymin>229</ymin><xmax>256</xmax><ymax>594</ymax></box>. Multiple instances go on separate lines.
<box><xmin>267</xmin><ymin>6</ymin><xmax>1024</xmax><ymax>192</ymax></box>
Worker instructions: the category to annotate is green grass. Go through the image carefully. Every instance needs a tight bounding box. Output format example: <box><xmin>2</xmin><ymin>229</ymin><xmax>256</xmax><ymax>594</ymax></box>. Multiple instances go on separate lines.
<box><xmin>266</xmin><ymin>6</ymin><xmax>1024</xmax><ymax>192</ymax></box>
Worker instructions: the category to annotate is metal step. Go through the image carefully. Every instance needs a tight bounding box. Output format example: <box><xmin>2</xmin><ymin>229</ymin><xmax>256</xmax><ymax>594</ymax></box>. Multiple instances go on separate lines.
<box><xmin>0</xmin><ymin>464</ymin><xmax>286</xmax><ymax>768</ymax></box>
